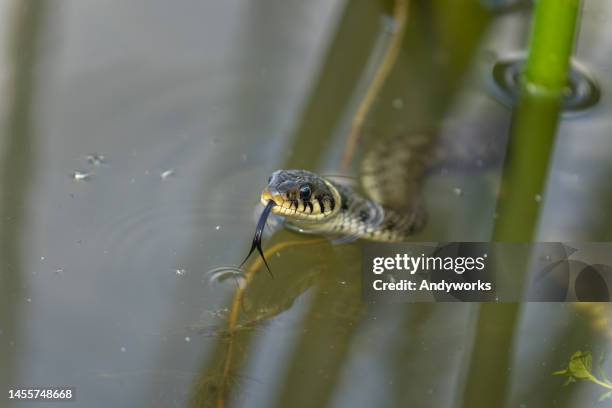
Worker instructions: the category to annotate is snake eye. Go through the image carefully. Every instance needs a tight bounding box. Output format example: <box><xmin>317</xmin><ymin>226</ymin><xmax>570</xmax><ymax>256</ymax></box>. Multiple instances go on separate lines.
<box><xmin>299</xmin><ymin>185</ymin><xmax>312</xmax><ymax>201</ymax></box>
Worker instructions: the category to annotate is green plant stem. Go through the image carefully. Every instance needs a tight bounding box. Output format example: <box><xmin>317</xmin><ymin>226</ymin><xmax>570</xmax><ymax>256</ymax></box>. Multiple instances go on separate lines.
<box><xmin>493</xmin><ymin>0</ymin><xmax>579</xmax><ymax>240</ymax></box>
<box><xmin>463</xmin><ymin>2</ymin><xmax>580</xmax><ymax>407</ymax></box>
<box><xmin>590</xmin><ymin>376</ymin><xmax>612</xmax><ymax>390</ymax></box>
<box><xmin>523</xmin><ymin>0</ymin><xmax>580</xmax><ymax>91</ymax></box>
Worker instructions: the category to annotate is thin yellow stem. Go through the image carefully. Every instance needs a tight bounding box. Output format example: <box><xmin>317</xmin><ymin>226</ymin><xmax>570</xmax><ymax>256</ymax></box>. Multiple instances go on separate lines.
<box><xmin>215</xmin><ymin>238</ymin><xmax>327</xmax><ymax>408</ymax></box>
<box><xmin>340</xmin><ymin>0</ymin><xmax>408</xmax><ymax>171</ymax></box>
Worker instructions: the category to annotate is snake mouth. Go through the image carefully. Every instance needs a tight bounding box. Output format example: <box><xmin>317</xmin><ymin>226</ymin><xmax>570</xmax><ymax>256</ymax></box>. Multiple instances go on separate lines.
<box><xmin>260</xmin><ymin>187</ymin><xmax>305</xmax><ymax>218</ymax></box>
<box><xmin>260</xmin><ymin>187</ymin><xmax>282</xmax><ymax>207</ymax></box>
<box><xmin>260</xmin><ymin>187</ymin><xmax>300</xmax><ymax>216</ymax></box>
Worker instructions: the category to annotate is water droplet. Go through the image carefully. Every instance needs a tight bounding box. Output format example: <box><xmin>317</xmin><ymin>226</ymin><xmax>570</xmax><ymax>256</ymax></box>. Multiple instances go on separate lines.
<box><xmin>40</xmin><ymin>256</ymin><xmax>45</xmax><ymax>261</ymax></box>
<box><xmin>86</xmin><ymin>154</ymin><xmax>106</xmax><ymax>166</ymax></box>
<box><xmin>535</xmin><ymin>194</ymin><xmax>542</xmax><ymax>202</ymax></box>
<box><xmin>453</xmin><ymin>187</ymin><xmax>463</xmax><ymax>196</ymax></box>
<box><xmin>160</xmin><ymin>169</ymin><xmax>175</xmax><ymax>180</ymax></box>
<box><xmin>120</xmin><ymin>346</ymin><xmax>127</xmax><ymax>352</ymax></box>
<box><xmin>215</xmin><ymin>225</ymin><xmax>220</xmax><ymax>231</ymax></box>
<box><xmin>25</xmin><ymin>297</ymin><xmax>31</xmax><ymax>303</ymax></box>
<box><xmin>392</xmin><ymin>98</ymin><xmax>404</xmax><ymax>110</ymax></box>
<box><xmin>175</xmin><ymin>268</ymin><xmax>186</xmax><ymax>277</ymax></box>
<box><xmin>72</xmin><ymin>171</ymin><xmax>91</xmax><ymax>181</ymax></box>
<box><xmin>184</xmin><ymin>336</ymin><xmax>191</xmax><ymax>342</ymax></box>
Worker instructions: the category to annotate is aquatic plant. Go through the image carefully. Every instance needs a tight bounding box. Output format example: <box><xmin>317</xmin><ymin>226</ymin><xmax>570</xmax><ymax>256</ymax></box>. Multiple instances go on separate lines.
<box><xmin>553</xmin><ymin>351</ymin><xmax>612</xmax><ymax>401</ymax></box>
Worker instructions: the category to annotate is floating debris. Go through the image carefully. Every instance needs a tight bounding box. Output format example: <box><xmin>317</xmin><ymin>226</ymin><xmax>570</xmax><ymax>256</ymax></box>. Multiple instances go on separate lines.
<box><xmin>215</xmin><ymin>225</ymin><xmax>220</xmax><ymax>231</ymax></box>
<box><xmin>86</xmin><ymin>154</ymin><xmax>106</xmax><ymax>166</ymax></box>
<box><xmin>72</xmin><ymin>171</ymin><xmax>91</xmax><ymax>181</ymax></box>
<box><xmin>160</xmin><ymin>169</ymin><xmax>175</xmax><ymax>180</ymax></box>
<box><xmin>453</xmin><ymin>187</ymin><xmax>463</xmax><ymax>196</ymax></box>
<box><xmin>175</xmin><ymin>268</ymin><xmax>186</xmax><ymax>277</ymax></box>
<box><xmin>184</xmin><ymin>336</ymin><xmax>191</xmax><ymax>343</ymax></box>
<box><xmin>25</xmin><ymin>297</ymin><xmax>32</xmax><ymax>303</ymax></box>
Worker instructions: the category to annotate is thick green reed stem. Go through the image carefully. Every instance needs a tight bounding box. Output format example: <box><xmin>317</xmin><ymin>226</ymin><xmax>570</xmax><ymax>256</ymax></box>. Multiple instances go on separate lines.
<box><xmin>463</xmin><ymin>2</ymin><xmax>580</xmax><ymax>408</ymax></box>
<box><xmin>524</xmin><ymin>0</ymin><xmax>580</xmax><ymax>91</ymax></box>
<box><xmin>493</xmin><ymin>0</ymin><xmax>579</xmax><ymax>240</ymax></box>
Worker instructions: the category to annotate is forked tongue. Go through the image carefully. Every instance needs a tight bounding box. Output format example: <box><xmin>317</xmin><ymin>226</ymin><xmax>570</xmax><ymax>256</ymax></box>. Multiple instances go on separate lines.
<box><xmin>240</xmin><ymin>200</ymin><xmax>276</xmax><ymax>277</ymax></box>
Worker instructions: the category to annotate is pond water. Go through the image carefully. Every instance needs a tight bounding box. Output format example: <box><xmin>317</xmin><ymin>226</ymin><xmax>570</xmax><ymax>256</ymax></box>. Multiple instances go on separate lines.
<box><xmin>1</xmin><ymin>1</ymin><xmax>612</xmax><ymax>407</ymax></box>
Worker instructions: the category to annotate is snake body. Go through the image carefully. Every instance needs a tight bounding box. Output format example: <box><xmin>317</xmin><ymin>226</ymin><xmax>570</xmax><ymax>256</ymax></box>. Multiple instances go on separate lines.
<box><xmin>261</xmin><ymin>128</ymin><xmax>503</xmax><ymax>242</ymax></box>
<box><xmin>263</xmin><ymin>171</ymin><xmax>424</xmax><ymax>242</ymax></box>
<box><xmin>261</xmin><ymin>130</ymin><xmax>502</xmax><ymax>242</ymax></box>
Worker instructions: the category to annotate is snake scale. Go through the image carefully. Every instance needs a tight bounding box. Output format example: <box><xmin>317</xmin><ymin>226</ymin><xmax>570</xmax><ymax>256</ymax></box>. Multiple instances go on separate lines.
<box><xmin>257</xmin><ymin>129</ymin><xmax>504</xmax><ymax>243</ymax></box>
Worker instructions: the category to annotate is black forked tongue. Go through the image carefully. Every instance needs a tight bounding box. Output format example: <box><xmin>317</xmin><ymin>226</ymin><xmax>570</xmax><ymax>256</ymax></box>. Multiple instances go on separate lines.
<box><xmin>240</xmin><ymin>200</ymin><xmax>276</xmax><ymax>277</ymax></box>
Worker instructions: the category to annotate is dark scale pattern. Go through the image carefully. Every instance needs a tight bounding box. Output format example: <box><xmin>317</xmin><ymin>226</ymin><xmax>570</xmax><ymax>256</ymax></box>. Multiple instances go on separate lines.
<box><xmin>274</xmin><ymin>127</ymin><xmax>502</xmax><ymax>241</ymax></box>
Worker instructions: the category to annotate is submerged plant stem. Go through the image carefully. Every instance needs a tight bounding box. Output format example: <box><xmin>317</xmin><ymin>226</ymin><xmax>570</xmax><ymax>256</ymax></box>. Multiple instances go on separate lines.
<box><xmin>340</xmin><ymin>0</ymin><xmax>408</xmax><ymax>171</ymax></box>
<box><xmin>216</xmin><ymin>238</ymin><xmax>326</xmax><ymax>408</ymax></box>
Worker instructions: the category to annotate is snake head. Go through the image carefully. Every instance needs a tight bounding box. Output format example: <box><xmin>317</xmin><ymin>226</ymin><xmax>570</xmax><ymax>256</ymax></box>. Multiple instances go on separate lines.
<box><xmin>261</xmin><ymin>169</ymin><xmax>340</xmax><ymax>221</ymax></box>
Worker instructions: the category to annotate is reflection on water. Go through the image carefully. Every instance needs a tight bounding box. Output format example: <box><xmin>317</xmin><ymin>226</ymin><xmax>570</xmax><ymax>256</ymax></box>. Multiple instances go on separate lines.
<box><xmin>1</xmin><ymin>1</ymin><xmax>612</xmax><ymax>408</ymax></box>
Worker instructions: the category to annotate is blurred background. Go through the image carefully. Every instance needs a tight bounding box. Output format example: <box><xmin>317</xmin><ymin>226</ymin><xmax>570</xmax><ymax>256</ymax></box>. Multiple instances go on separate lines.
<box><xmin>1</xmin><ymin>0</ymin><xmax>611</xmax><ymax>407</ymax></box>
